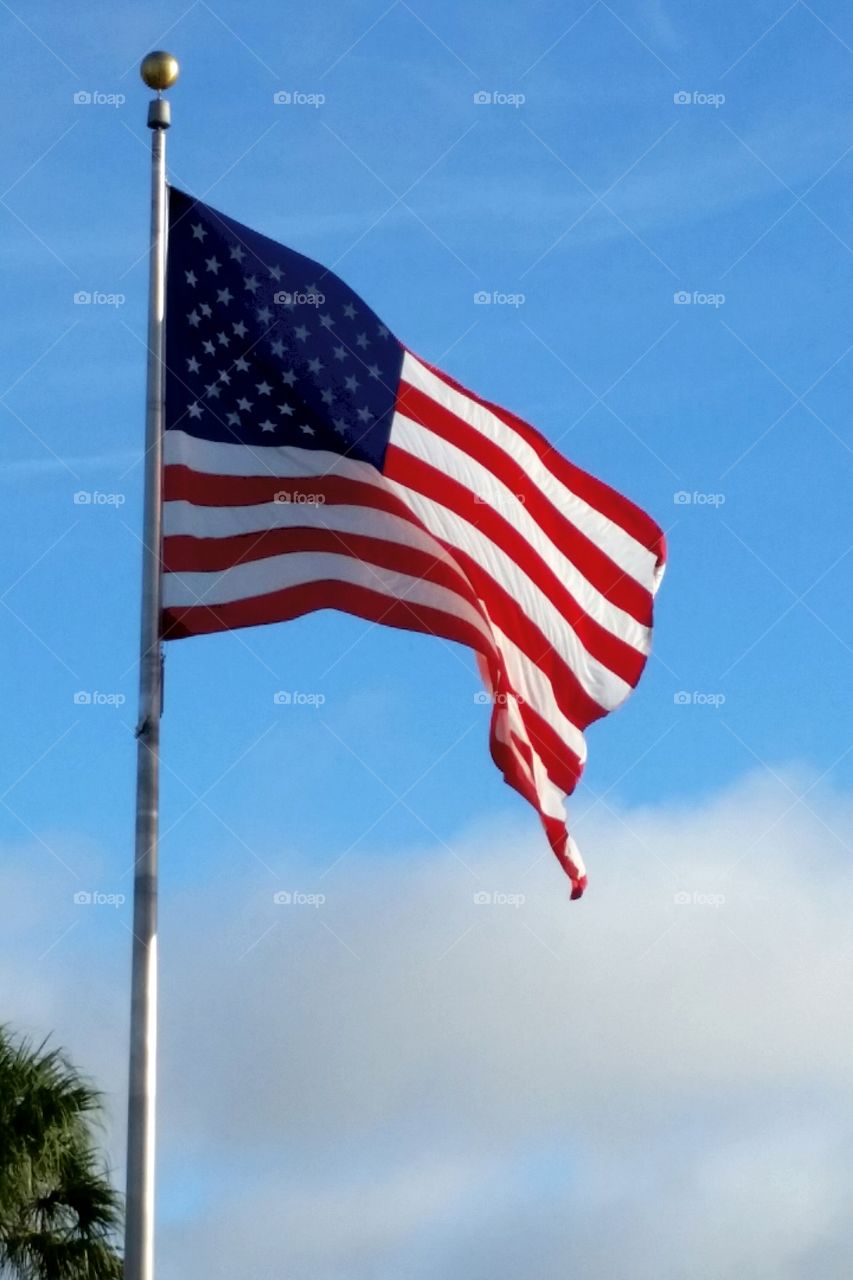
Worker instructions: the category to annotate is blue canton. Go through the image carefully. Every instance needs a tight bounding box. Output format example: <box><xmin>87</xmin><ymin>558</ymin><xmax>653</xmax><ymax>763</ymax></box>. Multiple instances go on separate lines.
<box><xmin>165</xmin><ymin>188</ymin><xmax>404</xmax><ymax>470</ymax></box>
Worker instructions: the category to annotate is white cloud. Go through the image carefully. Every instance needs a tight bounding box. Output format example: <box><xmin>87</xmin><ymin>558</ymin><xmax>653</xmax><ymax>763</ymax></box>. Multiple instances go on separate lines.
<box><xmin>2</xmin><ymin>767</ymin><xmax>852</xmax><ymax>1277</ymax></box>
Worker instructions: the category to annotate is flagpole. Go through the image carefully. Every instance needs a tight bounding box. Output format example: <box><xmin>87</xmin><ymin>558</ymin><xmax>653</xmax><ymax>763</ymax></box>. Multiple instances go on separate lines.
<box><xmin>125</xmin><ymin>50</ymin><xmax>178</xmax><ymax>1280</ymax></box>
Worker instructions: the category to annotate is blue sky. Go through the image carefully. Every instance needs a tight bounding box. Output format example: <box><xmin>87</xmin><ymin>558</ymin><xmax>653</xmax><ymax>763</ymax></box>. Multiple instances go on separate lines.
<box><xmin>1</xmin><ymin>2</ymin><xmax>853</xmax><ymax>1277</ymax></box>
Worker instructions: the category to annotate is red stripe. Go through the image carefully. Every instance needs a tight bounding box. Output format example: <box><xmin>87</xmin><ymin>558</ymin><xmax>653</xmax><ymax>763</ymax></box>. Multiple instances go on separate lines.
<box><xmin>384</xmin><ymin>445</ymin><xmax>646</xmax><ymax>689</ymax></box>
<box><xmin>396</xmin><ymin>380</ymin><xmax>654</xmax><ymax>624</ymax></box>
<box><xmin>165</xmin><ymin>464</ymin><xmax>402</xmax><ymax>514</ymax></box>
<box><xmin>407</xmin><ymin>350</ymin><xmax>666</xmax><ymax>569</ymax></box>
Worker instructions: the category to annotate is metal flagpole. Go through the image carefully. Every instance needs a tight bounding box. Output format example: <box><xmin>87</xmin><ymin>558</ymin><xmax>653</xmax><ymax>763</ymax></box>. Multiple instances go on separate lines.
<box><xmin>125</xmin><ymin>50</ymin><xmax>179</xmax><ymax>1280</ymax></box>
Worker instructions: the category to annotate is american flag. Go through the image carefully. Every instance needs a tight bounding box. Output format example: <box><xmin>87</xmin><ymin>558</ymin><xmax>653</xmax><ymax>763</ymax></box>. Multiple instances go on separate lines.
<box><xmin>162</xmin><ymin>188</ymin><xmax>666</xmax><ymax>898</ymax></box>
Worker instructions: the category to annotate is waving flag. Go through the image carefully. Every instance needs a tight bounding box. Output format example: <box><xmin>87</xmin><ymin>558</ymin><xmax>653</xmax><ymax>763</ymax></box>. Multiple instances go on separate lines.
<box><xmin>162</xmin><ymin>188</ymin><xmax>666</xmax><ymax>897</ymax></box>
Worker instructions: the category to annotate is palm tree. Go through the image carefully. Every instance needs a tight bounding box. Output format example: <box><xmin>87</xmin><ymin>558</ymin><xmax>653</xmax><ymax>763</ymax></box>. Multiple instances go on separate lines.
<box><xmin>0</xmin><ymin>1027</ymin><xmax>122</xmax><ymax>1279</ymax></box>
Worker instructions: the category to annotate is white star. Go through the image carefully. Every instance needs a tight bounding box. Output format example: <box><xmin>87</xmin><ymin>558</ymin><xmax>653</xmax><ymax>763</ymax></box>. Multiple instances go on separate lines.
<box><xmin>256</xmin><ymin>306</ymin><xmax>273</xmax><ymax>325</ymax></box>
<box><xmin>202</xmin><ymin>340</ymin><xmax>215</xmax><ymax>355</ymax></box>
<box><xmin>259</xmin><ymin>419</ymin><xmax>276</xmax><ymax>432</ymax></box>
<box><xmin>333</xmin><ymin>419</ymin><xmax>347</xmax><ymax>434</ymax></box>
<box><xmin>299</xmin><ymin>424</ymin><xmax>315</xmax><ymax>436</ymax></box>
<box><xmin>217</xmin><ymin>331</ymin><xmax>230</xmax><ymax>347</ymax></box>
<box><xmin>333</xmin><ymin>345</ymin><xmax>347</xmax><ymax>362</ymax></box>
<box><xmin>187</xmin><ymin>402</ymin><xmax>203</xmax><ymax>419</ymax></box>
<box><xmin>234</xmin><ymin>356</ymin><xmax>250</xmax><ymax>372</ymax></box>
<box><xmin>355</xmin><ymin>332</ymin><xmax>370</xmax><ymax>349</ymax></box>
<box><xmin>269</xmin><ymin>265</ymin><xmax>283</xmax><ymax>281</ymax></box>
<box><xmin>226</xmin><ymin>412</ymin><xmax>240</xmax><ymax>427</ymax></box>
<box><xmin>294</xmin><ymin>325</ymin><xmax>309</xmax><ymax>342</ymax></box>
<box><xmin>270</xmin><ymin>339</ymin><xmax>285</xmax><ymax>358</ymax></box>
<box><xmin>237</xmin><ymin>397</ymin><xmax>253</xmax><ymax>412</ymax></box>
<box><xmin>229</xmin><ymin>244</ymin><xmax>246</xmax><ymax>262</ymax></box>
<box><xmin>319</xmin><ymin>313</ymin><xmax>334</xmax><ymax>329</ymax></box>
<box><xmin>205</xmin><ymin>382</ymin><xmax>221</xmax><ymax>399</ymax></box>
<box><xmin>244</xmin><ymin>275</ymin><xmax>260</xmax><ymax>293</ymax></box>
<box><xmin>307</xmin><ymin>358</ymin><xmax>324</xmax><ymax>374</ymax></box>
<box><xmin>281</xmin><ymin>369</ymin><xmax>297</xmax><ymax>386</ymax></box>
<box><xmin>367</xmin><ymin>363</ymin><xmax>381</xmax><ymax>379</ymax></box>
<box><xmin>342</xmin><ymin>302</ymin><xmax>357</xmax><ymax>319</ymax></box>
<box><xmin>279</xmin><ymin>403</ymin><xmax>294</xmax><ymax>416</ymax></box>
<box><xmin>217</xmin><ymin>287</ymin><xmax>233</xmax><ymax>305</ymax></box>
<box><xmin>198</xmin><ymin>304</ymin><xmax>211</xmax><ymax>319</ymax></box>
<box><xmin>185</xmin><ymin>270</ymin><xmax>198</xmax><ymax>286</ymax></box>
<box><xmin>187</xmin><ymin>310</ymin><xmax>200</xmax><ymax>327</ymax></box>
<box><xmin>205</xmin><ymin>256</ymin><xmax>220</xmax><ymax>274</ymax></box>
<box><xmin>345</xmin><ymin>375</ymin><xmax>359</xmax><ymax>393</ymax></box>
<box><xmin>218</xmin><ymin>370</ymin><xmax>231</xmax><ymax>385</ymax></box>
<box><xmin>256</xmin><ymin>381</ymin><xmax>272</xmax><ymax>395</ymax></box>
<box><xmin>191</xmin><ymin>223</ymin><xmax>206</xmax><ymax>241</ymax></box>
<box><xmin>320</xmin><ymin>388</ymin><xmax>334</xmax><ymax>405</ymax></box>
<box><xmin>377</xmin><ymin>324</ymin><xmax>390</xmax><ymax>339</ymax></box>
<box><xmin>187</xmin><ymin>356</ymin><xmax>200</xmax><ymax>373</ymax></box>
<box><xmin>356</xmin><ymin>406</ymin><xmax>372</xmax><ymax>423</ymax></box>
<box><xmin>233</xmin><ymin>321</ymin><xmax>248</xmax><ymax>338</ymax></box>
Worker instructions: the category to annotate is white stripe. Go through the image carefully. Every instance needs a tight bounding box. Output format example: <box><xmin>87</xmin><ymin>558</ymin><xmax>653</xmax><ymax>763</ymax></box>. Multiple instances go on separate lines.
<box><xmin>162</xmin><ymin>549</ymin><xmax>492</xmax><ymax>647</ymax></box>
<box><xmin>391</xmin><ymin>412</ymin><xmax>649</xmax><ymax>658</ymax></box>
<box><xmin>401</xmin><ymin>350</ymin><xmax>659</xmax><ymax>590</ymax></box>
<box><xmin>164</xmin><ymin>430</ymin><xmax>383</xmax><ymax>486</ymax></box>
<box><xmin>389</xmin><ymin>470</ymin><xmax>631</xmax><ymax>712</ymax></box>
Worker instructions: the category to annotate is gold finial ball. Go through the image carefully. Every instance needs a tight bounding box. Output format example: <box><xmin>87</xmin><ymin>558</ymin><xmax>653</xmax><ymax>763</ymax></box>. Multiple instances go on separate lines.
<box><xmin>140</xmin><ymin>51</ymin><xmax>180</xmax><ymax>92</ymax></box>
